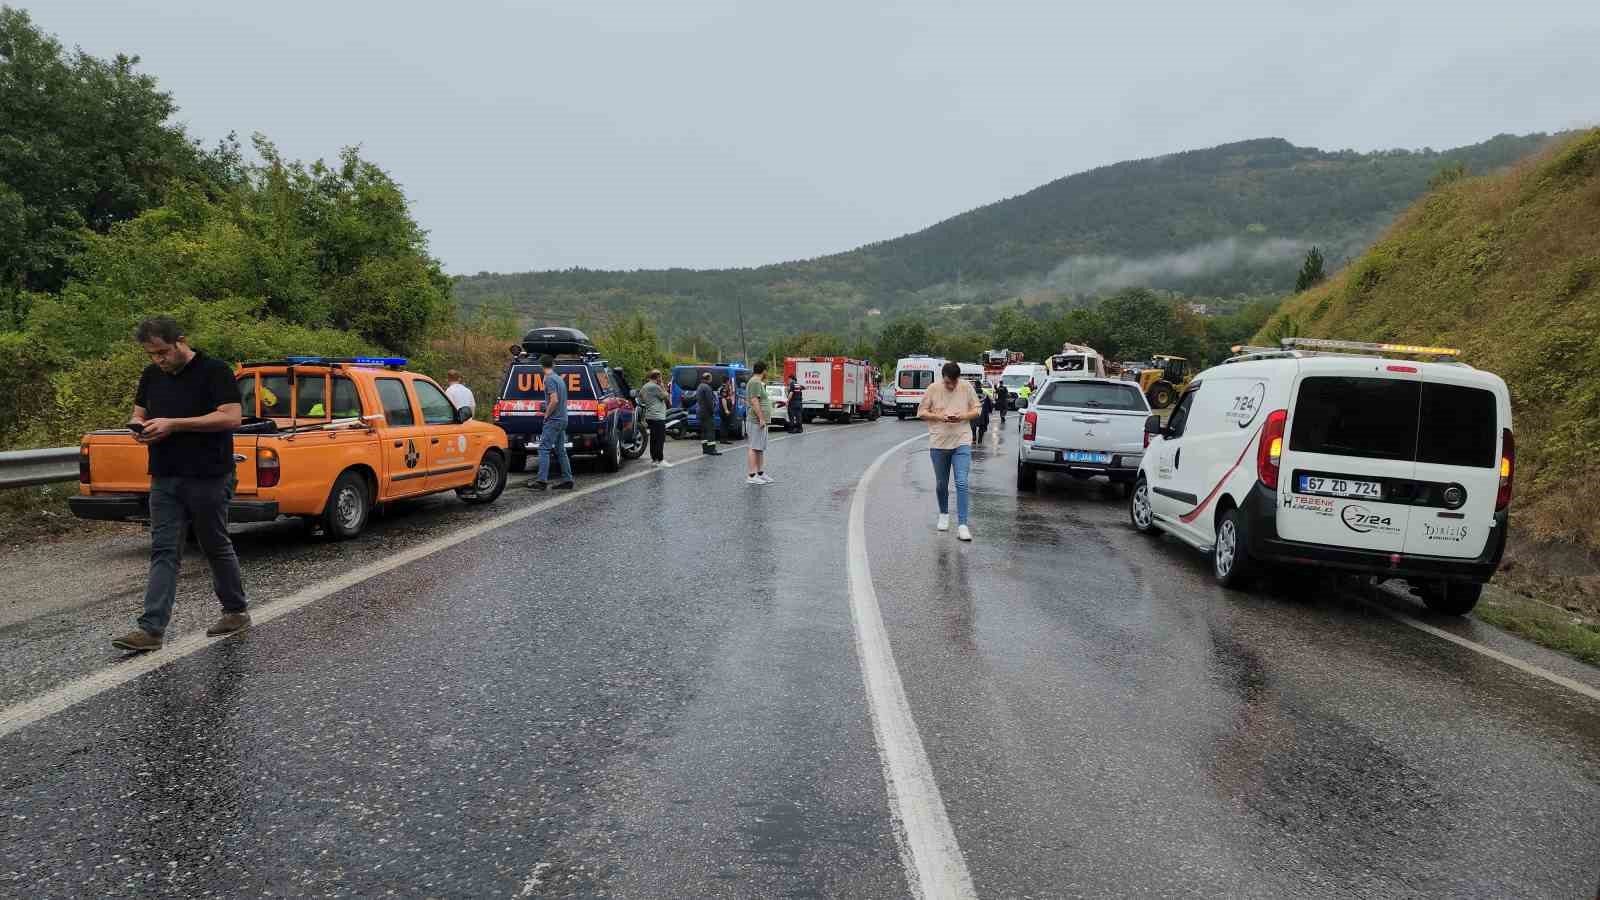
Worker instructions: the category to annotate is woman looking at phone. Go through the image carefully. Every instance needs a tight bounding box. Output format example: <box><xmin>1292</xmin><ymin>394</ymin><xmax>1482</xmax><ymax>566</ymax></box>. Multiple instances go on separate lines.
<box><xmin>916</xmin><ymin>361</ymin><xmax>982</xmax><ymax>541</ymax></box>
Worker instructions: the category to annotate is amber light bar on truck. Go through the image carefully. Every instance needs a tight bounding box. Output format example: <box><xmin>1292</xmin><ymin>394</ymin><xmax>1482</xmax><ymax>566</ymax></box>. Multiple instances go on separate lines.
<box><xmin>1280</xmin><ymin>338</ymin><xmax>1461</xmax><ymax>357</ymax></box>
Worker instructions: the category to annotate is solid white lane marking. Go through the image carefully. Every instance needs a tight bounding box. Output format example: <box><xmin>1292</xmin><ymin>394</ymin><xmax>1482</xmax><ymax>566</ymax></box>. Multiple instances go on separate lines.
<box><xmin>1360</xmin><ymin>592</ymin><xmax>1600</xmax><ymax>704</ymax></box>
<box><xmin>847</xmin><ymin>432</ymin><xmax>978</xmax><ymax>900</ymax></box>
<box><xmin>1</xmin><ymin>429</ymin><xmax>828</xmax><ymax>739</ymax></box>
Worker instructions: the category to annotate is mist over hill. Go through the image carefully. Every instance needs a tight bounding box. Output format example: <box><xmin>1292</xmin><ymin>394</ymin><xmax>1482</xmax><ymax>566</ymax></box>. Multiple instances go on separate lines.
<box><xmin>455</xmin><ymin>133</ymin><xmax>1553</xmax><ymax>348</ymax></box>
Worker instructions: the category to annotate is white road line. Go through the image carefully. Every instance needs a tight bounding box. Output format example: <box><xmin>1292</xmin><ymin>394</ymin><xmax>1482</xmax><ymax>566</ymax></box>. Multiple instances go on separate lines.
<box><xmin>1360</xmin><ymin>591</ymin><xmax>1600</xmax><ymax>704</ymax></box>
<box><xmin>847</xmin><ymin>432</ymin><xmax>978</xmax><ymax>900</ymax></box>
<box><xmin>1</xmin><ymin>430</ymin><xmax>837</xmax><ymax>739</ymax></box>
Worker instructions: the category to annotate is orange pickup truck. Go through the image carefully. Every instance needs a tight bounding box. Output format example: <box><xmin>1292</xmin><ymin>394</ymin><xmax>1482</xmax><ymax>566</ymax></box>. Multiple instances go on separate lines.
<box><xmin>70</xmin><ymin>357</ymin><xmax>510</xmax><ymax>538</ymax></box>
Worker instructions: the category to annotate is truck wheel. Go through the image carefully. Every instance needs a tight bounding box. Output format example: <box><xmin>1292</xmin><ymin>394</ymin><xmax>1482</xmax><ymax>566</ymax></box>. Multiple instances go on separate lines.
<box><xmin>1213</xmin><ymin>507</ymin><xmax>1256</xmax><ymax>589</ymax></box>
<box><xmin>458</xmin><ymin>450</ymin><xmax>507</xmax><ymax>505</ymax></box>
<box><xmin>1148</xmin><ymin>382</ymin><xmax>1175</xmax><ymax>410</ymax></box>
<box><xmin>621</xmin><ymin>422</ymin><xmax>647</xmax><ymax>459</ymax></box>
<box><xmin>508</xmin><ymin>450</ymin><xmax>526</xmax><ymax>473</ymax></box>
<box><xmin>1017</xmin><ymin>460</ymin><xmax>1038</xmax><ymax>492</ymax></box>
<box><xmin>1417</xmin><ymin>580</ymin><xmax>1483</xmax><ymax>615</ymax></box>
<box><xmin>1130</xmin><ymin>478</ymin><xmax>1158</xmax><ymax>535</ymax></box>
<box><xmin>322</xmin><ymin>471</ymin><xmax>370</xmax><ymax>540</ymax></box>
<box><xmin>600</xmin><ymin>430</ymin><xmax>623</xmax><ymax>472</ymax></box>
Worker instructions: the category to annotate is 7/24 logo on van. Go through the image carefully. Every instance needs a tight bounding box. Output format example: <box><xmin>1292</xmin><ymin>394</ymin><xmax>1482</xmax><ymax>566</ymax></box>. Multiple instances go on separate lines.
<box><xmin>1340</xmin><ymin>504</ymin><xmax>1398</xmax><ymax>534</ymax></box>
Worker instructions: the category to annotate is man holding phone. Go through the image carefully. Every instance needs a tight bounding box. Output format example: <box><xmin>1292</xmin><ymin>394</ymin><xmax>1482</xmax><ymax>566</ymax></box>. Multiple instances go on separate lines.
<box><xmin>917</xmin><ymin>361</ymin><xmax>981</xmax><ymax>541</ymax></box>
<box><xmin>111</xmin><ymin>316</ymin><xmax>251</xmax><ymax>652</ymax></box>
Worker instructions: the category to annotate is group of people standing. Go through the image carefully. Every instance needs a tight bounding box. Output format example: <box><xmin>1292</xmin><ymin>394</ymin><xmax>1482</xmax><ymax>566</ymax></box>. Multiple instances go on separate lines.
<box><xmin>635</xmin><ymin>362</ymin><xmax>779</xmax><ymax>484</ymax></box>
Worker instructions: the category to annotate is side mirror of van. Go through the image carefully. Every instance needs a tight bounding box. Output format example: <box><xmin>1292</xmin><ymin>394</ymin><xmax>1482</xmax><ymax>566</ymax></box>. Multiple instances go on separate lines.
<box><xmin>1144</xmin><ymin>414</ymin><xmax>1165</xmax><ymax>437</ymax></box>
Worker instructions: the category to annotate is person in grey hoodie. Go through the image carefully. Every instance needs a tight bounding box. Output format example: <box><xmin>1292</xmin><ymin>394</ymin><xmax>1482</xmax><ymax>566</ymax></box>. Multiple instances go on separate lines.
<box><xmin>694</xmin><ymin>372</ymin><xmax>722</xmax><ymax>456</ymax></box>
<box><xmin>639</xmin><ymin>369</ymin><xmax>671</xmax><ymax>467</ymax></box>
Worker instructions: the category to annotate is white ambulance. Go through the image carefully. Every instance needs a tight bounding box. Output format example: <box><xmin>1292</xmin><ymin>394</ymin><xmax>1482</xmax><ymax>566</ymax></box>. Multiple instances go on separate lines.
<box><xmin>893</xmin><ymin>355</ymin><xmax>946</xmax><ymax>420</ymax></box>
<box><xmin>1130</xmin><ymin>338</ymin><xmax>1513</xmax><ymax>614</ymax></box>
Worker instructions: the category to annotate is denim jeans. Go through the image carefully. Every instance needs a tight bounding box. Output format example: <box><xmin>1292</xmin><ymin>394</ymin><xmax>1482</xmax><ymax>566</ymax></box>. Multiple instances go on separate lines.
<box><xmin>929</xmin><ymin>445</ymin><xmax>972</xmax><ymax>525</ymax></box>
<box><xmin>538</xmin><ymin>421</ymin><xmax>573</xmax><ymax>483</ymax></box>
<box><xmin>140</xmin><ymin>474</ymin><xmax>248</xmax><ymax>637</ymax></box>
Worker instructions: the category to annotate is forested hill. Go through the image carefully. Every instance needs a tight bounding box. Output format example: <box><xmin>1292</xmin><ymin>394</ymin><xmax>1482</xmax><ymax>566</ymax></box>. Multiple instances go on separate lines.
<box><xmin>456</xmin><ymin>133</ymin><xmax>1552</xmax><ymax>346</ymax></box>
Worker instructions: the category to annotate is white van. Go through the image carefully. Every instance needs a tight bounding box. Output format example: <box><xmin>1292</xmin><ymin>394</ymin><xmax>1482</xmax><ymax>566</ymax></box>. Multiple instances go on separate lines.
<box><xmin>999</xmin><ymin>363</ymin><xmax>1048</xmax><ymax>410</ymax></box>
<box><xmin>1048</xmin><ymin>343</ymin><xmax>1107</xmax><ymax>380</ymax></box>
<box><xmin>958</xmin><ymin>362</ymin><xmax>987</xmax><ymax>394</ymax></box>
<box><xmin>893</xmin><ymin>355</ymin><xmax>946</xmax><ymax>419</ymax></box>
<box><xmin>1130</xmin><ymin>338</ymin><xmax>1513</xmax><ymax>614</ymax></box>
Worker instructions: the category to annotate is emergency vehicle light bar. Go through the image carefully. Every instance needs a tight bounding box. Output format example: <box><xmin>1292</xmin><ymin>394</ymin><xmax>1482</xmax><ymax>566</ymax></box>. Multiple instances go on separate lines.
<box><xmin>242</xmin><ymin>356</ymin><xmax>408</xmax><ymax>369</ymax></box>
<box><xmin>1280</xmin><ymin>338</ymin><xmax>1460</xmax><ymax>357</ymax></box>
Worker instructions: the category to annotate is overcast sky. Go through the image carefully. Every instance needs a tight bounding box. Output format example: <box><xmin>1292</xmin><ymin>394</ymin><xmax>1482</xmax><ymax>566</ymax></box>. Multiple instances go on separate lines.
<box><xmin>27</xmin><ymin>0</ymin><xmax>1600</xmax><ymax>275</ymax></box>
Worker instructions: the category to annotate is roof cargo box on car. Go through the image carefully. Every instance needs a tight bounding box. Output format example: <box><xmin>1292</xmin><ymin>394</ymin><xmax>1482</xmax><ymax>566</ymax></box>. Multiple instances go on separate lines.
<box><xmin>520</xmin><ymin>327</ymin><xmax>597</xmax><ymax>357</ymax></box>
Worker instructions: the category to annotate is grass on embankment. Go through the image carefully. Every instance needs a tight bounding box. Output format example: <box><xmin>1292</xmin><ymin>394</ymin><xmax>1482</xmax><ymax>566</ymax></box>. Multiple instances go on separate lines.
<box><xmin>1474</xmin><ymin>587</ymin><xmax>1600</xmax><ymax>667</ymax></box>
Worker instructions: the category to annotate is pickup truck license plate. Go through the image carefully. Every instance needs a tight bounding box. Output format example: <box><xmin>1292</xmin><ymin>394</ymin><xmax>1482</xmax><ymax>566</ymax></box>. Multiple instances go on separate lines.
<box><xmin>1297</xmin><ymin>474</ymin><xmax>1382</xmax><ymax>499</ymax></box>
<box><xmin>1064</xmin><ymin>450</ymin><xmax>1111</xmax><ymax>464</ymax></box>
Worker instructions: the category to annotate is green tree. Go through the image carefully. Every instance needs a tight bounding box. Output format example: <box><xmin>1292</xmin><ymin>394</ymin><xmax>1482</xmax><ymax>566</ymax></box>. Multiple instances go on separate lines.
<box><xmin>593</xmin><ymin>312</ymin><xmax>666</xmax><ymax>383</ymax></box>
<box><xmin>988</xmin><ymin>307</ymin><xmax>1047</xmax><ymax>359</ymax></box>
<box><xmin>0</xmin><ymin>7</ymin><xmax>211</xmax><ymax>326</ymax></box>
<box><xmin>1294</xmin><ymin>246</ymin><xmax>1326</xmax><ymax>292</ymax></box>
<box><xmin>876</xmin><ymin>317</ymin><xmax>933</xmax><ymax>363</ymax></box>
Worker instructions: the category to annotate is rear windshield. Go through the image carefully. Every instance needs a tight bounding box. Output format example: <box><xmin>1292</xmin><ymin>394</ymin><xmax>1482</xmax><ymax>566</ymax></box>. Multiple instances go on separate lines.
<box><xmin>1038</xmin><ymin>381</ymin><xmax>1146</xmax><ymax>411</ymax></box>
<box><xmin>503</xmin><ymin>364</ymin><xmax>595</xmax><ymax>400</ymax></box>
<box><xmin>1051</xmin><ymin>355</ymin><xmax>1088</xmax><ymax>373</ymax></box>
<box><xmin>1290</xmin><ymin>377</ymin><xmax>1497</xmax><ymax>467</ymax></box>
<box><xmin>673</xmin><ymin>367</ymin><xmax>735</xmax><ymax>392</ymax></box>
<box><xmin>899</xmin><ymin>370</ymin><xmax>934</xmax><ymax>390</ymax></box>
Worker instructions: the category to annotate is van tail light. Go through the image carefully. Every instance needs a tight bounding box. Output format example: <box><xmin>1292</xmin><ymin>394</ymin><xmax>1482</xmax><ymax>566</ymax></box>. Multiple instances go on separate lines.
<box><xmin>1022</xmin><ymin>411</ymin><xmax>1037</xmax><ymax>441</ymax></box>
<box><xmin>1497</xmin><ymin>429</ymin><xmax>1514</xmax><ymax>510</ymax></box>
<box><xmin>79</xmin><ymin>444</ymin><xmax>91</xmax><ymax>484</ymax></box>
<box><xmin>491</xmin><ymin>400</ymin><xmax>508</xmax><ymax>422</ymax></box>
<box><xmin>257</xmin><ymin>448</ymin><xmax>281</xmax><ymax>488</ymax></box>
<box><xmin>1256</xmin><ymin>409</ymin><xmax>1288</xmax><ymax>490</ymax></box>
<box><xmin>1144</xmin><ymin>428</ymin><xmax>1154</xmax><ymax>450</ymax></box>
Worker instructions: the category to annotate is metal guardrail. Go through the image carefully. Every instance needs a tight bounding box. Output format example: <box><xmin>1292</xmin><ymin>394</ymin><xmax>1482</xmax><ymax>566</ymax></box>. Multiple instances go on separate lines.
<box><xmin>0</xmin><ymin>447</ymin><xmax>79</xmax><ymax>489</ymax></box>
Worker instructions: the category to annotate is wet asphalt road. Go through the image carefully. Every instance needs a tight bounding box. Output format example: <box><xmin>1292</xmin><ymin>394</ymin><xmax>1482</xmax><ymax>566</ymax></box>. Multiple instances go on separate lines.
<box><xmin>3</xmin><ymin>418</ymin><xmax>1599</xmax><ymax>898</ymax></box>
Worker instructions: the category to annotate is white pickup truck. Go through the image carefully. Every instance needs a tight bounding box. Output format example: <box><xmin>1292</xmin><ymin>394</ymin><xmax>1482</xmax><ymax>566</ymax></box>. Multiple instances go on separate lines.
<box><xmin>1018</xmin><ymin>377</ymin><xmax>1152</xmax><ymax>496</ymax></box>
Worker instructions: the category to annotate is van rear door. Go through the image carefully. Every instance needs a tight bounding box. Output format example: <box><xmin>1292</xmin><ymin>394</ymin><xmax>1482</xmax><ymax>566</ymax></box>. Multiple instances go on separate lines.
<box><xmin>1279</xmin><ymin>366</ymin><xmax>1418</xmax><ymax>552</ymax></box>
<box><xmin>1402</xmin><ymin>370</ymin><xmax>1502</xmax><ymax>559</ymax></box>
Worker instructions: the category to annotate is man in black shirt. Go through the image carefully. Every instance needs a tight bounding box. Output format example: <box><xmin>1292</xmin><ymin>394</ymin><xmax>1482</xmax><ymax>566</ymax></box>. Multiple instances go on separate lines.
<box><xmin>112</xmin><ymin>317</ymin><xmax>251</xmax><ymax>652</ymax></box>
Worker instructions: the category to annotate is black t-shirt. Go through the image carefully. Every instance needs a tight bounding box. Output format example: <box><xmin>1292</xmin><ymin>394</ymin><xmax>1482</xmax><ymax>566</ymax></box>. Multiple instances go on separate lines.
<box><xmin>134</xmin><ymin>350</ymin><xmax>243</xmax><ymax>478</ymax></box>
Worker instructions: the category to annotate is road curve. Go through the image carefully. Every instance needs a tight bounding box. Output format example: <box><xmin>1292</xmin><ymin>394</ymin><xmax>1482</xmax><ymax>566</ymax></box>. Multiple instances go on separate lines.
<box><xmin>0</xmin><ymin>418</ymin><xmax>1597</xmax><ymax>898</ymax></box>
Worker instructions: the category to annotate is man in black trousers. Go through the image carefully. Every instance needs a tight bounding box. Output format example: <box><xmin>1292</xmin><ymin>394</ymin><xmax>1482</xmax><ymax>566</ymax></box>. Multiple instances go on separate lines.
<box><xmin>787</xmin><ymin>378</ymin><xmax>804</xmax><ymax>433</ymax></box>
<box><xmin>695</xmin><ymin>372</ymin><xmax>722</xmax><ymax>455</ymax></box>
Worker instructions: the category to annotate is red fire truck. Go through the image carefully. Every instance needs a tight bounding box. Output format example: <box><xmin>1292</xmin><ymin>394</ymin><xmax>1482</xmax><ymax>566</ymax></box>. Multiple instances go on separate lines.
<box><xmin>982</xmin><ymin>349</ymin><xmax>1025</xmax><ymax>386</ymax></box>
<box><xmin>783</xmin><ymin>356</ymin><xmax>878</xmax><ymax>423</ymax></box>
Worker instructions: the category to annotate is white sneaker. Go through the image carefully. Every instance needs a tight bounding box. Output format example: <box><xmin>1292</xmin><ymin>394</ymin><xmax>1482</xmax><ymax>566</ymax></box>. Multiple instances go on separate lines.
<box><xmin>957</xmin><ymin>524</ymin><xmax>973</xmax><ymax>542</ymax></box>
<box><xmin>746</xmin><ymin>475</ymin><xmax>763</xmax><ymax>485</ymax></box>
<box><xmin>757</xmin><ymin>474</ymin><xmax>774</xmax><ymax>484</ymax></box>
<box><xmin>936</xmin><ymin>514</ymin><xmax>950</xmax><ymax>532</ymax></box>
<box><xmin>658</xmin><ymin>460</ymin><xmax>673</xmax><ymax>468</ymax></box>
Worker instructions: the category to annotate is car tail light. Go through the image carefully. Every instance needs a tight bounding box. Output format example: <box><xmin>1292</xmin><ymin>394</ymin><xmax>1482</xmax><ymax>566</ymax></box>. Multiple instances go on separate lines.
<box><xmin>257</xmin><ymin>448</ymin><xmax>281</xmax><ymax>488</ymax></box>
<box><xmin>1143</xmin><ymin>428</ymin><xmax>1154</xmax><ymax>450</ymax></box>
<box><xmin>1022</xmin><ymin>411</ymin><xmax>1037</xmax><ymax>441</ymax></box>
<box><xmin>1497</xmin><ymin>428</ymin><xmax>1514</xmax><ymax>510</ymax></box>
<box><xmin>1256</xmin><ymin>409</ymin><xmax>1288</xmax><ymax>489</ymax></box>
<box><xmin>79</xmin><ymin>444</ymin><xmax>91</xmax><ymax>484</ymax></box>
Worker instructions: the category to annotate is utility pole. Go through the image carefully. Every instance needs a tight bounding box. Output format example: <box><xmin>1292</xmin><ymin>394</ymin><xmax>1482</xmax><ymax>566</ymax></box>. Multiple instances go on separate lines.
<box><xmin>737</xmin><ymin>297</ymin><xmax>748</xmax><ymax>363</ymax></box>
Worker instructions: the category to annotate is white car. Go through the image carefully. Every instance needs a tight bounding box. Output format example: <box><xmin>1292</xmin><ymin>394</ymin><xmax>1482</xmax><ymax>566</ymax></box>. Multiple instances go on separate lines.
<box><xmin>999</xmin><ymin>363</ymin><xmax>1047</xmax><ymax>409</ymax></box>
<box><xmin>768</xmin><ymin>383</ymin><xmax>790</xmax><ymax>428</ymax></box>
<box><xmin>1130</xmin><ymin>338</ymin><xmax>1513</xmax><ymax>614</ymax></box>
<box><xmin>1019</xmin><ymin>378</ymin><xmax>1150</xmax><ymax>496</ymax></box>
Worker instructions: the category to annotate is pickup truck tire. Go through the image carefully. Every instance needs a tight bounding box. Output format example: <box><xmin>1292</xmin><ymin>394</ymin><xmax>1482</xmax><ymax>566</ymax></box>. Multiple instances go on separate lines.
<box><xmin>621</xmin><ymin>422</ymin><xmax>647</xmax><ymax>459</ymax></box>
<box><xmin>600</xmin><ymin>429</ymin><xmax>623</xmax><ymax>472</ymax></box>
<box><xmin>1130</xmin><ymin>478</ymin><xmax>1159</xmax><ymax>535</ymax></box>
<box><xmin>1017</xmin><ymin>460</ymin><xmax>1038</xmax><ymax>492</ymax></box>
<box><xmin>1212</xmin><ymin>507</ymin><xmax>1256</xmax><ymax>589</ymax></box>
<box><xmin>1416</xmin><ymin>579</ymin><xmax>1483</xmax><ymax>616</ymax></box>
<box><xmin>458</xmin><ymin>450</ymin><xmax>507</xmax><ymax>504</ymax></box>
<box><xmin>322</xmin><ymin>471</ymin><xmax>371</xmax><ymax>540</ymax></box>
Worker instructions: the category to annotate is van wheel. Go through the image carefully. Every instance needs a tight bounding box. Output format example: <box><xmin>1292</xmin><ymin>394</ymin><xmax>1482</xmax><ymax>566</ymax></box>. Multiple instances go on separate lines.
<box><xmin>1130</xmin><ymin>478</ymin><xmax>1158</xmax><ymax>535</ymax></box>
<box><xmin>1018</xmin><ymin>460</ymin><xmax>1038</xmax><ymax>492</ymax></box>
<box><xmin>1213</xmin><ymin>507</ymin><xmax>1256</xmax><ymax>588</ymax></box>
<box><xmin>322</xmin><ymin>471</ymin><xmax>370</xmax><ymax>540</ymax></box>
<box><xmin>458</xmin><ymin>451</ymin><xmax>507</xmax><ymax>505</ymax></box>
<box><xmin>1417</xmin><ymin>580</ymin><xmax>1483</xmax><ymax>615</ymax></box>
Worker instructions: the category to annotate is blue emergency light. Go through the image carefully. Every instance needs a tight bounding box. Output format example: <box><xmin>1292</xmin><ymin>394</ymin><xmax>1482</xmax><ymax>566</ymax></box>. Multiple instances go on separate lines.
<box><xmin>282</xmin><ymin>356</ymin><xmax>408</xmax><ymax>367</ymax></box>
